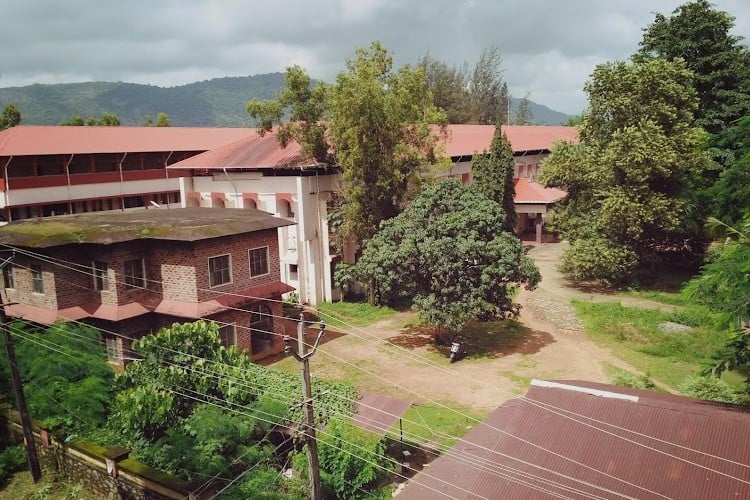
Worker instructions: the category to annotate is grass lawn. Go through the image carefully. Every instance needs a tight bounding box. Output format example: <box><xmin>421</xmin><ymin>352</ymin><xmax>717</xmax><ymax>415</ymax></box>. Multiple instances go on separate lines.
<box><xmin>573</xmin><ymin>299</ymin><xmax>743</xmax><ymax>391</ymax></box>
<box><xmin>0</xmin><ymin>471</ymin><xmax>99</xmax><ymax>500</ymax></box>
<box><xmin>313</xmin><ymin>301</ymin><xmax>400</xmax><ymax>328</ymax></box>
<box><xmin>390</xmin><ymin>404</ymin><xmax>486</xmax><ymax>449</ymax></box>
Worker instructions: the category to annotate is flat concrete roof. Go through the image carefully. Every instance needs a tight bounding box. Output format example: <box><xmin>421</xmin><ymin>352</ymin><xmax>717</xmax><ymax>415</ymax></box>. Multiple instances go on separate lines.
<box><xmin>0</xmin><ymin>207</ymin><xmax>294</xmax><ymax>247</ymax></box>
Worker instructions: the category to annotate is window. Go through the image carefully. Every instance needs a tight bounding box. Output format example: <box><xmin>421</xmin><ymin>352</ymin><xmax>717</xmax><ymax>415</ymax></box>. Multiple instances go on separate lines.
<box><xmin>218</xmin><ymin>323</ymin><xmax>236</xmax><ymax>348</ymax></box>
<box><xmin>31</xmin><ymin>265</ymin><xmax>43</xmax><ymax>293</ymax></box>
<box><xmin>249</xmin><ymin>247</ymin><xmax>269</xmax><ymax>277</ymax></box>
<box><xmin>2</xmin><ymin>265</ymin><xmax>14</xmax><ymax>289</ymax></box>
<box><xmin>124</xmin><ymin>258</ymin><xmax>146</xmax><ymax>288</ymax></box>
<box><xmin>250</xmin><ymin>304</ymin><xmax>274</xmax><ymax>354</ymax></box>
<box><xmin>105</xmin><ymin>337</ymin><xmax>122</xmax><ymax>363</ymax></box>
<box><xmin>208</xmin><ymin>254</ymin><xmax>232</xmax><ymax>287</ymax></box>
<box><xmin>93</xmin><ymin>261</ymin><xmax>109</xmax><ymax>291</ymax></box>
<box><xmin>288</xmin><ymin>264</ymin><xmax>298</xmax><ymax>281</ymax></box>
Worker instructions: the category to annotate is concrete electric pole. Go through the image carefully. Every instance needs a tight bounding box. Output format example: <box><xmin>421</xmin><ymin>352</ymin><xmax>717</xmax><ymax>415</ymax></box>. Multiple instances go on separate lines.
<box><xmin>285</xmin><ymin>314</ymin><xmax>325</xmax><ymax>500</ymax></box>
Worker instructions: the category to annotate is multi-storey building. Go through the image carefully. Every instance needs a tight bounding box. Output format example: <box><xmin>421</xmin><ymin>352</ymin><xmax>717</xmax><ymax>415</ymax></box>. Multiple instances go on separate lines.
<box><xmin>0</xmin><ymin>207</ymin><xmax>294</xmax><ymax>365</ymax></box>
<box><xmin>169</xmin><ymin>124</ymin><xmax>578</xmax><ymax>304</ymax></box>
<box><xmin>0</xmin><ymin>125</ymin><xmax>252</xmax><ymax>222</ymax></box>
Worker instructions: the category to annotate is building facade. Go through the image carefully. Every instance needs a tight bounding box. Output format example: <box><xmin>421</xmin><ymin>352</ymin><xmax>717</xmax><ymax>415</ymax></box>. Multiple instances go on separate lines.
<box><xmin>0</xmin><ymin>208</ymin><xmax>294</xmax><ymax>365</ymax></box>
<box><xmin>169</xmin><ymin>124</ymin><xmax>578</xmax><ymax>304</ymax></box>
<box><xmin>0</xmin><ymin>126</ymin><xmax>252</xmax><ymax>222</ymax></box>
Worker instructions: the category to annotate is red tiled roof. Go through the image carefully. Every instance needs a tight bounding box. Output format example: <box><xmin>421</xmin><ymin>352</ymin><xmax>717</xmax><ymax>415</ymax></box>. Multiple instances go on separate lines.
<box><xmin>441</xmin><ymin>124</ymin><xmax>578</xmax><ymax>158</ymax></box>
<box><xmin>401</xmin><ymin>380</ymin><xmax>750</xmax><ymax>499</ymax></box>
<box><xmin>167</xmin><ymin>130</ymin><xmax>320</xmax><ymax>171</ymax></box>
<box><xmin>5</xmin><ymin>301</ymin><xmax>149</xmax><ymax>324</ymax></box>
<box><xmin>514</xmin><ymin>178</ymin><xmax>567</xmax><ymax>204</ymax></box>
<box><xmin>0</xmin><ymin>125</ymin><xmax>254</xmax><ymax>156</ymax></box>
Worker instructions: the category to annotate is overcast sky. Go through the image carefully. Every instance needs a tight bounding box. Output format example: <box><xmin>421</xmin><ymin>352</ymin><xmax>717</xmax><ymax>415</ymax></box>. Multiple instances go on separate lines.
<box><xmin>2</xmin><ymin>0</ymin><xmax>749</xmax><ymax>115</ymax></box>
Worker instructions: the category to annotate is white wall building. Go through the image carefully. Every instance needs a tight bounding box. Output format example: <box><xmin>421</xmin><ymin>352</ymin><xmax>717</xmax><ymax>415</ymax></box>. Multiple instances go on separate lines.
<box><xmin>170</xmin><ymin>125</ymin><xmax>578</xmax><ymax>305</ymax></box>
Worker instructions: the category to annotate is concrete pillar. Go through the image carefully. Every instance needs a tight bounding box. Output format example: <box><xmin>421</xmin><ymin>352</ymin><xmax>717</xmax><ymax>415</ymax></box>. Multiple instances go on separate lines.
<box><xmin>535</xmin><ymin>215</ymin><xmax>543</xmax><ymax>244</ymax></box>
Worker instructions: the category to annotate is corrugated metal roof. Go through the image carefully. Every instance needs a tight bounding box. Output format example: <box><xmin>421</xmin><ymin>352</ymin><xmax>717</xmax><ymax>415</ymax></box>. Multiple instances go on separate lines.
<box><xmin>442</xmin><ymin>125</ymin><xmax>578</xmax><ymax>158</ymax></box>
<box><xmin>0</xmin><ymin>207</ymin><xmax>294</xmax><ymax>247</ymax></box>
<box><xmin>514</xmin><ymin>178</ymin><xmax>567</xmax><ymax>204</ymax></box>
<box><xmin>400</xmin><ymin>380</ymin><xmax>750</xmax><ymax>499</ymax></box>
<box><xmin>352</xmin><ymin>391</ymin><xmax>412</xmax><ymax>436</ymax></box>
<box><xmin>167</xmin><ymin>130</ymin><xmax>320</xmax><ymax>171</ymax></box>
<box><xmin>0</xmin><ymin>125</ymin><xmax>253</xmax><ymax>156</ymax></box>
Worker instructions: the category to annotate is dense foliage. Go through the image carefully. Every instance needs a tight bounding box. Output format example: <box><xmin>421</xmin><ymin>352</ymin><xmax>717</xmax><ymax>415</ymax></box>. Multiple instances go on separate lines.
<box><xmin>60</xmin><ymin>113</ymin><xmax>121</xmax><ymax>126</ymax></box>
<box><xmin>638</xmin><ymin>0</ymin><xmax>750</xmax><ymax>139</ymax></box>
<box><xmin>541</xmin><ymin>58</ymin><xmax>711</xmax><ymax>283</ymax></box>
<box><xmin>248</xmin><ymin>42</ymin><xmax>447</xmax><ymax>245</ymax></box>
<box><xmin>0</xmin><ymin>322</ymin><xmax>115</xmax><ymax>436</ymax></box>
<box><xmin>0</xmin><ymin>104</ymin><xmax>21</xmax><ymax>130</ymax></box>
<box><xmin>471</xmin><ymin>126</ymin><xmax>517</xmax><ymax>233</ymax></box>
<box><xmin>340</xmin><ymin>180</ymin><xmax>540</xmax><ymax>331</ymax></box>
<box><xmin>686</xmin><ymin>214</ymin><xmax>750</xmax><ymax>378</ymax></box>
<box><xmin>419</xmin><ymin>46</ymin><xmax>509</xmax><ymax>125</ymax></box>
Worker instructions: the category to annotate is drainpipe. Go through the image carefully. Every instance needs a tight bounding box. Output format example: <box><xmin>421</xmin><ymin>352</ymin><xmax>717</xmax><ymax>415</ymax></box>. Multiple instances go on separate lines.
<box><xmin>119</xmin><ymin>152</ymin><xmax>127</xmax><ymax>211</ymax></box>
<box><xmin>222</xmin><ymin>168</ymin><xmax>239</xmax><ymax>208</ymax></box>
<box><xmin>64</xmin><ymin>154</ymin><xmax>74</xmax><ymax>213</ymax></box>
<box><xmin>3</xmin><ymin>156</ymin><xmax>11</xmax><ymax>223</ymax></box>
<box><xmin>164</xmin><ymin>151</ymin><xmax>173</xmax><ymax>208</ymax></box>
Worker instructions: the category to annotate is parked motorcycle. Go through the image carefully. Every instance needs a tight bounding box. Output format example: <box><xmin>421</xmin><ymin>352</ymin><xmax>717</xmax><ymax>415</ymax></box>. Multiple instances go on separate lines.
<box><xmin>449</xmin><ymin>341</ymin><xmax>465</xmax><ymax>363</ymax></box>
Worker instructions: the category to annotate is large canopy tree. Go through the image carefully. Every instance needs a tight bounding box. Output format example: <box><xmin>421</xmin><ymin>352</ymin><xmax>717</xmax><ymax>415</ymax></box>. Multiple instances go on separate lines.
<box><xmin>419</xmin><ymin>45</ymin><xmax>508</xmax><ymax>125</ymax></box>
<box><xmin>341</xmin><ymin>180</ymin><xmax>539</xmax><ymax>331</ymax></box>
<box><xmin>541</xmin><ymin>58</ymin><xmax>711</xmax><ymax>284</ymax></box>
<box><xmin>247</xmin><ymin>42</ymin><xmax>446</xmax><ymax>244</ymax></box>
<box><xmin>638</xmin><ymin>0</ymin><xmax>750</xmax><ymax>139</ymax></box>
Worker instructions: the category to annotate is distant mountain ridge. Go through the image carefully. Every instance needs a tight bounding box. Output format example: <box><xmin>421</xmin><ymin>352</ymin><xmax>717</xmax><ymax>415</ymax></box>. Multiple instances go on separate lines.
<box><xmin>0</xmin><ymin>73</ymin><xmax>572</xmax><ymax>127</ymax></box>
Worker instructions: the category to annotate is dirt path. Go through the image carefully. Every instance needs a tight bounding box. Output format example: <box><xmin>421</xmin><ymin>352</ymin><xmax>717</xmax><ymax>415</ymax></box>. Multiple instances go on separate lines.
<box><xmin>301</xmin><ymin>242</ymin><xmax>672</xmax><ymax>413</ymax></box>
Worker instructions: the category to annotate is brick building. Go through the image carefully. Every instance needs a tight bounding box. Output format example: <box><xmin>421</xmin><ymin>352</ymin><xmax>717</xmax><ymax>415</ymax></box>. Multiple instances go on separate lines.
<box><xmin>0</xmin><ymin>207</ymin><xmax>294</xmax><ymax>365</ymax></box>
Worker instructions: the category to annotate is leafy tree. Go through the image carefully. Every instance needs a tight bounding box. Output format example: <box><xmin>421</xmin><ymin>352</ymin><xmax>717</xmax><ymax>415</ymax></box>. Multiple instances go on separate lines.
<box><xmin>61</xmin><ymin>113</ymin><xmax>121</xmax><ymax>126</ymax></box>
<box><xmin>420</xmin><ymin>46</ymin><xmax>508</xmax><ymax>125</ymax></box>
<box><xmin>60</xmin><ymin>115</ymin><xmax>85</xmax><ymax>126</ymax></box>
<box><xmin>419</xmin><ymin>53</ymin><xmax>471</xmax><ymax>123</ymax></box>
<box><xmin>0</xmin><ymin>104</ymin><xmax>21</xmax><ymax>130</ymax></box>
<box><xmin>341</xmin><ymin>180</ymin><xmax>539</xmax><ymax>331</ymax></box>
<box><xmin>317</xmin><ymin>418</ymin><xmax>391</xmax><ymax>500</ymax></box>
<box><xmin>247</xmin><ymin>65</ymin><xmax>329</xmax><ymax>162</ymax></box>
<box><xmin>638</xmin><ymin>0</ymin><xmax>750</xmax><ymax>139</ymax></box>
<box><xmin>327</xmin><ymin>41</ymin><xmax>447</xmax><ymax>242</ymax></box>
<box><xmin>541</xmin><ymin>58</ymin><xmax>711</xmax><ymax>284</ymax></box>
<box><xmin>708</xmin><ymin>115</ymin><xmax>750</xmax><ymax>225</ymax></box>
<box><xmin>249</xmin><ymin>43</ymin><xmax>447</xmax><ymax>244</ymax></box>
<box><xmin>0</xmin><ymin>323</ymin><xmax>114</xmax><ymax>436</ymax></box>
<box><xmin>511</xmin><ymin>92</ymin><xmax>534</xmax><ymax>125</ymax></box>
<box><xmin>142</xmin><ymin>112</ymin><xmax>172</xmax><ymax>127</ymax></box>
<box><xmin>155</xmin><ymin>112</ymin><xmax>171</xmax><ymax>127</ymax></box>
<box><xmin>471</xmin><ymin>125</ymin><xmax>516</xmax><ymax>232</ymax></box>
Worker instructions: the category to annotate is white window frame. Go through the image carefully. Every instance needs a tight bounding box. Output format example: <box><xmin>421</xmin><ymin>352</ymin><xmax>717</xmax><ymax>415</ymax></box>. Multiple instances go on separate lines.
<box><xmin>217</xmin><ymin>323</ymin><xmax>237</xmax><ymax>348</ymax></box>
<box><xmin>208</xmin><ymin>254</ymin><xmax>232</xmax><ymax>287</ymax></box>
<box><xmin>30</xmin><ymin>264</ymin><xmax>44</xmax><ymax>294</ymax></box>
<box><xmin>92</xmin><ymin>261</ymin><xmax>109</xmax><ymax>291</ymax></box>
<box><xmin>248</xmin><ymin>246</ymin><xmax>270</xmax><ymax>278</ymax></box>
<box><xmin>124</xmin><ymin>258</ymin><xmax>146</xmax><ymax>288</ymax></box>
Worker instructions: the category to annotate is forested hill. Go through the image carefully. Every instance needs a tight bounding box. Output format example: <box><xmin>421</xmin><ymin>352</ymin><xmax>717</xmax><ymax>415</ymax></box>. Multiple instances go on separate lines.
<box><xmin>0</xmin><ymin>73</ymin><xmax>572</xmax><ymax>126</ymax></box>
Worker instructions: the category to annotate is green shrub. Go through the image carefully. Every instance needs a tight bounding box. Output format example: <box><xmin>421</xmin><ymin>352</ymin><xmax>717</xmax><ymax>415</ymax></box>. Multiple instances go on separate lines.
<box><xmin>679</xmin><ymin>376</ymin><xmax>739</xmax><ymax>404</ymax></box>
<box><xmin>611</xmin><ymin>371</ymin><xmax>656</xmax><ymax>390</ymax></box>
<box><xmin>318</xmin><ymin>419</ymin><xmax>392</xmax><ymax>500</ymax></box>
<box><xmin>0</xmin><ymin>445</ymin><xmax>27</xmax><ymax>486</ymax></box>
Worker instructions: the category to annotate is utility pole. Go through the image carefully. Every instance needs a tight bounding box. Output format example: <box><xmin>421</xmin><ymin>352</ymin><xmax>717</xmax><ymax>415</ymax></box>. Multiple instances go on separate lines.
<box><xmin>1</xmin><ymin>290</ymin><xmax>42</xmax><ymax>482</ymax></box>
<box><xmin>285</xmin><ymin>314</ymin><xmax>325</xmax><ymax>500</ymax></box>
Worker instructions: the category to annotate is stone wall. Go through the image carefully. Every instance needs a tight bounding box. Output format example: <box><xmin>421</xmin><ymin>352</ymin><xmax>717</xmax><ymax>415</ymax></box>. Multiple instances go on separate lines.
<box><xmin>8</xmin><ymin>418</ymin><xmax>212</xmax><ymax>499</ymax></box>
